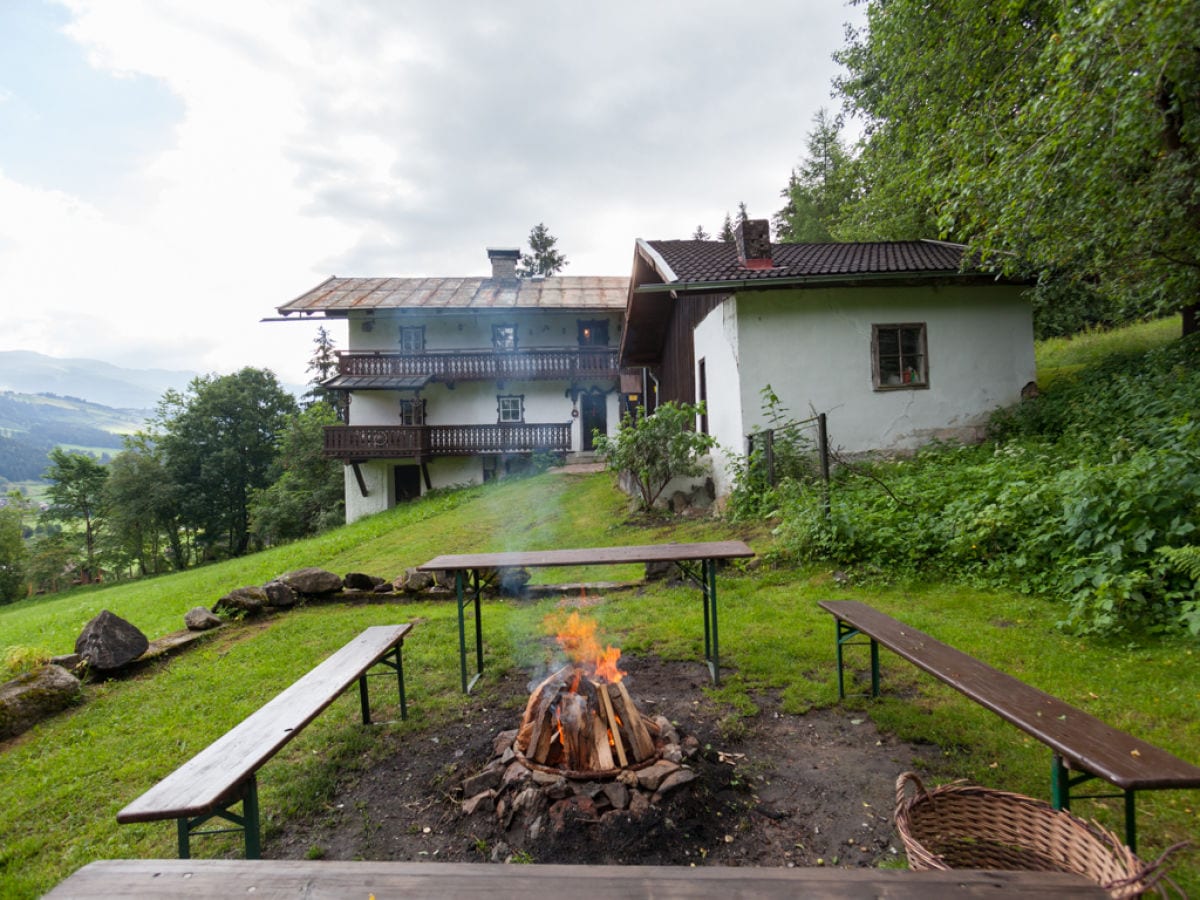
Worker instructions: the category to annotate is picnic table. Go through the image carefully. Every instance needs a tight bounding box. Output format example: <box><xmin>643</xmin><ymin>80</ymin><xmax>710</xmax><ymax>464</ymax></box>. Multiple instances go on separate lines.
<box><xmin>418</xmin><ymin>541</ymin><xmax>753</xmax><ymax>692</ymax></box>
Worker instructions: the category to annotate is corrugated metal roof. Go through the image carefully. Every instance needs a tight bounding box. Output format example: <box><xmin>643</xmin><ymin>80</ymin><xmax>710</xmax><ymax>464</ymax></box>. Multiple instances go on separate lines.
<box><xmin>322</xmin><ymin>375</ymin><xmax>431</xmax><ymax>391</ymax></box>
<box><xmin>279</xmin><ymin>275</ymin><xmax>629</xmax><ymax>316</ymax></box>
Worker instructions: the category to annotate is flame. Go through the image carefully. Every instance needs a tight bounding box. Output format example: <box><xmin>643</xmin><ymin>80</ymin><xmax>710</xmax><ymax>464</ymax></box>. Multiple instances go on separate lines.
<box><xmin>550</xmin><ymin>610</ymin><xmax>625</xmax><ymax>683</ymax></box>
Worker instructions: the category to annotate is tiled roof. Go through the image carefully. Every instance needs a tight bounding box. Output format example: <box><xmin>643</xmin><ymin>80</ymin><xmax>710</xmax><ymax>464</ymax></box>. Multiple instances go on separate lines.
<box><xmin>643</xmin><ymin>239</ymin><xmax>972</xmax><ymax>285</ymax></box>
<box><xmin>278</xmin><ymin>275</ymin><xmax>629</xmax><ymax>315</ymax></box>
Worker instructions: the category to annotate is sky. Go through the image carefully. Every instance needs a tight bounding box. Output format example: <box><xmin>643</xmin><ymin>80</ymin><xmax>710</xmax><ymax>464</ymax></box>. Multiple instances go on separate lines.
<box><xmin>0</xmin><ymin>0</ymin><xmax>864</xmax><ymax>389</ymax></box>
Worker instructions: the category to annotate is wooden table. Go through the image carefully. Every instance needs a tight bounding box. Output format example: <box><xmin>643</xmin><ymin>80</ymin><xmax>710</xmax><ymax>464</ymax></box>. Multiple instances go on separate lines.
<box><xmin>45</xmin><ymin>859</ymin><xmax>1108</xmax><ymax>898</ymax></box>
<box><xmin>418</xmin><ymin>541</ymin><xmax>753</xmax><ymax>692</ymax></box>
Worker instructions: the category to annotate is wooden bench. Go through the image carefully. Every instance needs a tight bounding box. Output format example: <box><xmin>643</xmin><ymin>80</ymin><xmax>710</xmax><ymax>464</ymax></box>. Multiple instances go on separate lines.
<box><xmin>818</xmin><ymin>600</ymin><xmax>1200</xmax><ymax>852</ymax></box>
<box><xmin>45</xmin><ymin>858</ymin><xmax>1110</xmax><ymax>898</ymax></box>
<box><xmin>117</xmin><ymin>624</ymin><xmax>413</xmax><ymax>859</ymax></box>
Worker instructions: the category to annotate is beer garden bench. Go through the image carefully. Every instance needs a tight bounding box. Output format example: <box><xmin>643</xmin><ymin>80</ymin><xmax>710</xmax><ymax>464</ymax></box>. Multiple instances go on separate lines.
<box><xmin>117</xmin><ymin>624</ymin><xmax>413</xmax><ymax>859</ymax></box>
<box><xmin>818</xmin><ymin>600</ymin><xmax>1200</xmax><ymax>852</ymax></box>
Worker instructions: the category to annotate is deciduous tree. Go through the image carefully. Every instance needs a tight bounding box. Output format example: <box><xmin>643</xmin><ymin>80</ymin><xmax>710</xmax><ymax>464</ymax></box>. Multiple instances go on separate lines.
<box><xmin>42</xmin><ymin>447</ymin><xmax>108</xmax><ymax>582</ymax></box>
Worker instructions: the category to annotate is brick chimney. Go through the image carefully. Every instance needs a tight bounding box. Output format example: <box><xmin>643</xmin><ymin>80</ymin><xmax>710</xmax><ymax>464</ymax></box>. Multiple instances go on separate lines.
<box><xmin>735</xmin><ymin>219</ymin><xmax>773</xmax><ymax>269</ymax></box>
<box><xmin>487</xmin><ymin>247</ymin><xmax>521</xmax><ymax>281</ymax></box>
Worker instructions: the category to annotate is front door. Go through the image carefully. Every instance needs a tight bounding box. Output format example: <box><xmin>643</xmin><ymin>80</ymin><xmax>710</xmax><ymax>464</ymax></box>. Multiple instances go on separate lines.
<box><xmin>580</xmin><ymin>391</ymin><xmax>606</xmax><ymax>451</ymax></box>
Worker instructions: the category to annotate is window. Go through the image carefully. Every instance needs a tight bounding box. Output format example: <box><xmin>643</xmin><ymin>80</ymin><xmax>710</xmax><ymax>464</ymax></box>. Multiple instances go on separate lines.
<box><xmin>497</xmin><ymin>394</ymin><xmax>524</xmax><ymax>424</ymax></box>
<box><xmin>577</xmin><ymin>320</ymin><xmax>609</xmax><ymax>346</ymax></box>
<box><xmin>399</xmin><ymin>398</ymin><xmax>425</xmax><ymax>426</ymax></box>
<box><xmin>398</xmin><ymin>326</ymin><xmax>425</xmax><ymax>352</ymax></box>
<box><xmin>492</xmin><ymin>323</ymin><xmax>518</xmax><ymax>351</ymax></box>
<box><xmin>872</xmin><ymin>324</ymin><xmax>928</xmax><ymax>389</ymax></box>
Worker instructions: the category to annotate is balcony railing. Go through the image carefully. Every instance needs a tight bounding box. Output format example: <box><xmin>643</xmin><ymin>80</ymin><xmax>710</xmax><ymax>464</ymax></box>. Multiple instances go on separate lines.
<box><xmin>334</xmin><ymin>347</ymin><xmax>618</xmax><ymax>383</ymax></box>
<box><xmin>323</xmin><ymin>423</ymin><xmax>573</xmax><ymax>460</ymax></box>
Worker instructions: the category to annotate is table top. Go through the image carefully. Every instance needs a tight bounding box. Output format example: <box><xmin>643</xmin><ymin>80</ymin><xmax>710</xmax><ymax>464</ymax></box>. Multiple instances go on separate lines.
<box><xmin>46</xmin><ymin>859</ymin><xmax>1108</xmax><ymax>898</ymax></box>
<box><xmin>418</xmin><ymin>540</ymin><xmax>754</xmax><ymax>572</ymax></box>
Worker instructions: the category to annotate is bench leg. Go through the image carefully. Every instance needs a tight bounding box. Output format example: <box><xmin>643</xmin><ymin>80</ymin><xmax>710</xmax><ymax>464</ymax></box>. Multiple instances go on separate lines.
<box><xmin>1051</xmin><ymin>754</ymin><xmax>1138</xmax><ymax>852</ymax></box>
<box><xmin>175</xmin><ymin>775</ymin><xmax>261</xmax><ymax>859</ymax></box>
<box><xmin>833</xmin><ymin>621</ymin><xmax>880</xmax><ymax>700</ymax></box>
<box><xmin>358</xmin><ymin>643</ymin><xmax>408</xmax><ymax>724</ymax></box>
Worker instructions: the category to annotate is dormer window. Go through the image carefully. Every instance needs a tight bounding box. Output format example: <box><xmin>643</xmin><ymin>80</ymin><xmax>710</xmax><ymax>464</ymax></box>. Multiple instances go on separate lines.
<box><xmin>493</xmin><ymin>324</ymin><xmax>518</xmax><ymax>351</ymax></box>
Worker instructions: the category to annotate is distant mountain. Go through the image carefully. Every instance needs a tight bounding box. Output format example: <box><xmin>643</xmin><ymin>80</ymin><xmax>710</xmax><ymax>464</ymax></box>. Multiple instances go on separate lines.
<box><xmin>0</xmin><ymin>351</ymin><xmax>196</xmax><ymax>410</ymax></box>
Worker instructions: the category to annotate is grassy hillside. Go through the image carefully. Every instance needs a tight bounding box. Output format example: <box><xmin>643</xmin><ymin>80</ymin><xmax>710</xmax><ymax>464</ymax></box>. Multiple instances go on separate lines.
<box><xmin>1</xmin><ymin>466</ymin><xmax>1198</xmax><ymax>897</ymax></box>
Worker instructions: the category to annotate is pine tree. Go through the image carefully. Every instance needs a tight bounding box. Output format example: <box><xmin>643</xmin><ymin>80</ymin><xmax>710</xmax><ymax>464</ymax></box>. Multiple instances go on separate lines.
<box><xmin>518</xmin><ymin>223</ymin><xmax>568</xmax><ymax>277</ymax></box>
<box><xmin>303</xmin><ymin>326</ymin><xmax>338</xmax><ymax>409</ymax></box>
<box><xmin>691</xmin><ymin>225</ymin><xmax>710</xmax><ymax>240</ymax></box>
<box><xmin>718</xmin><ymin>213</ymin><xmax>736</xmax><ymax>243</ymax></box>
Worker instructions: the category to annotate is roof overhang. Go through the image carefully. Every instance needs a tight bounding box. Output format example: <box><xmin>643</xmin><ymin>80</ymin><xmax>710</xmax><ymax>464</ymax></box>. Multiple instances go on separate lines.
<box><xmin>322</xmin><ymin>375</ymin><xmax>431</xmax><ymax>391</ymax></box>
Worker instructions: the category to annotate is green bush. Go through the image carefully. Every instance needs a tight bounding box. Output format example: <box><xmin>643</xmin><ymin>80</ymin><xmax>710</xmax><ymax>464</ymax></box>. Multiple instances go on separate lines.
<box><xmin>765</xmin><ymin>336</ymin><xmax>1200</xmax><ymax>635</ymax></box>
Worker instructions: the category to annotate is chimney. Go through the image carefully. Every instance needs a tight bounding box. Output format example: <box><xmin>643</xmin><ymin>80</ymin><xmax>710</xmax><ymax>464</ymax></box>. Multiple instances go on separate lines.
<box><xmin>735</xmin><ymin>219</ymin><xmax>773</xmax><ymax>269</ymax></box>
<box><xmin>487</xmin><ymin>247</ymin><xmax>521</xmax><ymax>281</ymax></box>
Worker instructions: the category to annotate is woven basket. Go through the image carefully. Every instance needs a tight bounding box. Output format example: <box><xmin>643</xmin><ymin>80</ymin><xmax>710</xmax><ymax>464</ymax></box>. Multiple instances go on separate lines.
<box><xmin>894</xmin><ymin>772</ymin><xmax>1167</xmax><ymax>899</ymax></box>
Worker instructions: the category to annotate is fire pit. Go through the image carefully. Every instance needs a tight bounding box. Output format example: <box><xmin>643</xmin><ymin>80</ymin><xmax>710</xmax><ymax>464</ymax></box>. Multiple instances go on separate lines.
<box><xmin>459</xmin><ymin>611</ymin><xmax>700</xmax><ymax>836</ymax></box>
<box><xmin>514</xmin><ymin>613</ymin><xmax>661</xmax><ymax>778</ymax></box>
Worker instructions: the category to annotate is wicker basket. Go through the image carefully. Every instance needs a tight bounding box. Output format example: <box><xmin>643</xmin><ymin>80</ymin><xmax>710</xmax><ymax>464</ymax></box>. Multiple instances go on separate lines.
<box><xmin>894</xmin><ymin>772</ymin><xmax>1168</xmax><ymax>899</ymax></box>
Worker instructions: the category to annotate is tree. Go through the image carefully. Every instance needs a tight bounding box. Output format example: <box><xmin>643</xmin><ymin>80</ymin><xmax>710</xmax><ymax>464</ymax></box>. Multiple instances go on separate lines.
<box><xmin>42</xmin><ymin>447</ymin><xmax>108</xmax><ymax>582</ymax></box>
<box><xmin>303</xmin><ymin>325</ymin><xmax>339</xmax><ymax>409</ymax></box>
<box><xmin>103</xmin><ymin>448</ymin><xmax>182</xmax><ymax>575</ymax></box>
<box><xmin>834</xmin><ymin>0</ymin><xmax>1200</xmax><ymax>332</ymax></box>
<box><xmin>518</xmin><ymin>223</ymin><xmax>568</xmax><ymax>277</ymax></box>
<box><xmin>0</xmin><ymin>505</ymin><xmax>25</xmax><ymax>602</ymax></box>
<box><xmin>158</xmin><ymin>369</ymin><xmax>297</xmax><ymax>558</ymax></box>
<box><xmin>593</xmin><ymin>401</ymin><xmax>717</xmax><ymax>510</ymax></box>
<box><xmin>249</xmin><ymin>403</ymin><xmax>345</xmax><ymax>545</ymax></box>
<box><xmin>774</xmin><ymin>108</ymin><xmax>856</xmax><ymax>242</ymax></box>
<box><xmin>736</xmin><ymin>201</ymin><xmax>750</xmax><ymax>230</ymax></box>
<box><xmin>691</xmin><ymin>224</ymin><xmax>711</xmax><ymax>240</ymax></box>
<box><xmin>718</xmin><ymin>212</ymin><xmax>736</xmax><ymax>243</ymax></box>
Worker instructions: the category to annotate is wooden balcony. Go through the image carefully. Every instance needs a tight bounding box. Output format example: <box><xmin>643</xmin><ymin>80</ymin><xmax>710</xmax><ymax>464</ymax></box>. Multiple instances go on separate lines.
<box><xmin>323</xmin><ymin>423</ymin><xmax>572</xmax><ymax>460</ymax></box>
<box><xmin>332</xmin><ymin>347</ymin><xmax>618</xmax><ymax>384</ymax></box>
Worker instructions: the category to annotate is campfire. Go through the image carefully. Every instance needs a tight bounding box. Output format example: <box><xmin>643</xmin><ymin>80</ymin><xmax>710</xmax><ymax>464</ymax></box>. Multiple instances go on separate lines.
<box><xmin>514</xmin><ymin>612</ymin><xmax>660</xmax><ymax>777</ymax></box>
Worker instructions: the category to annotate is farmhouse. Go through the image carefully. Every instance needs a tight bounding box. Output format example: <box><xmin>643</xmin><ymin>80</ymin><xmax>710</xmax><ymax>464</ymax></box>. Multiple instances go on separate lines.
<box><xmin>277</xmin><ymin>249</ymin><xmax>629</xmax><ymax>522</ymax></box>
<box><xmin>620</xmin><ymin>220</ymin><xmax>1036</xmax><ymax>497</ymax></box>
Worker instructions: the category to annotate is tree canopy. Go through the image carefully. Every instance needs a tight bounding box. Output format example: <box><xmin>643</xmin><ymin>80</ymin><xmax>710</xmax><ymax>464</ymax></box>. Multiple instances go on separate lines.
<box><xmin>519</xmin><ymin>223</ymin><xmax>568</xmax><ymax>277</ymax></box>
<box><xmin>774</xmin><ymin>108</ymin><xmax>856</xmax><ymax>242</ymax></box>
<box><xmin>833</xmin><ymin>0</ymin><xmax>1200</xmax><ymax>329</ymax></box>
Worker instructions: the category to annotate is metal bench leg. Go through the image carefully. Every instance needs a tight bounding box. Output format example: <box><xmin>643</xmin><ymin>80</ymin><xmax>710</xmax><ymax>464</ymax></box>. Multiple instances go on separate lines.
<box><xmin>359</xmin><ymin>671</ymin><xmax>372</xmax><ymax>725</ymax></box>
<box><xmin>1051</xmin><ymin>753</ymin><xmax>1071</xmax><ymax>810</ymax></box>
<box><xmin>243</xmin><ymin>776</ymin><xmax>261</xmax><ymax>859</ymax></box>
<box><xmin>834</xmin><ymin>620</ymin><xmax>847</xmax><ymax>699</ymax></box>
<box><xmin>707</xmin><ymin>559</ymin><xmax>720</xmax><ymax>686</ymax></box>
<box><xmin>396</xmin><ymin>642</ymin><xmax>407</xmax><ymax>720</ymax></box>
<box><xmin>833</xmin><ymin>620</ymin><xmax>880</xmax><ymax>699</ymax></box>
<box><xmin>1124</xmin><ymin>789</ymin><xmax>1137</xmax><ymax>854</ymax></box>
<box><xmin>177</xmin><ymin>816</ymin><xmax>191</xmax><ymax>859</ymax></box>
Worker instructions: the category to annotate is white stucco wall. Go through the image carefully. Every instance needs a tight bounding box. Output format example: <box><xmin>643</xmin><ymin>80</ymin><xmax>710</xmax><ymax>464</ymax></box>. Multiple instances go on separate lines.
<box><xmin>698</xmin><ymin>283</ymin><xmax>1035</xmax><ymax>494</ymax></box>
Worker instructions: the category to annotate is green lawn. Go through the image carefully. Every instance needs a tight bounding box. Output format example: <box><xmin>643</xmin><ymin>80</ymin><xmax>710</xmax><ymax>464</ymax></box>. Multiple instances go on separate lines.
<box><xmin>1</xmin><ymin>470</ymin><xmax>1197</xmax><ymax>897</ymax></box>
<box><xmin>1036</xmin><ymin>315</ymin><xmax>1181</xmax><ymax>388</ymax></box>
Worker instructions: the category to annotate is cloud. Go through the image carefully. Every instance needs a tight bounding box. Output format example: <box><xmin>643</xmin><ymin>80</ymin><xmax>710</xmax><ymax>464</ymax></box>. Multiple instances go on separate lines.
<box><xmin>0</xmin><ymin>0</ymin><xmax>862</xmax><ymax>384</ymax></box>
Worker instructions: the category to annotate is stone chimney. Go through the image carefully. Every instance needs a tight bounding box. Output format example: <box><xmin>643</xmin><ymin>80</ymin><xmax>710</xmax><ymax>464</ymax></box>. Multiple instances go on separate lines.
<box><xmin>734</xmin><ymin>219</ymin><xmax>773</xmax><ymax>269</ymax></box>
<box><xmin>487</xmin><ymin>247</ymin><xmax>521</xmax><ymax>281</ymax></box>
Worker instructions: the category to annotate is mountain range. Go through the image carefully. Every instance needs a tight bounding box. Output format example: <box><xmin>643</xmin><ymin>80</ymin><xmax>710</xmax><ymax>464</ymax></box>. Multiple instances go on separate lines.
<box><xmin>0</xmin><ymin>351</ymin><xmax>196</xmax><ymax>410</ymax></box>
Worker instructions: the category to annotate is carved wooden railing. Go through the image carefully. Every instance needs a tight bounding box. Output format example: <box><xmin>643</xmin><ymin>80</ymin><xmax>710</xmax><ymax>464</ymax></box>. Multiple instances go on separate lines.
<box><xmin>334</xmin><ymin>348</ymin><xmax>618</xmax><ymax>382</ymax></box>
<box><xmin>323</xmin><ymin>423</ymin><xmax>572</xmax><ymax>459</ymax></box>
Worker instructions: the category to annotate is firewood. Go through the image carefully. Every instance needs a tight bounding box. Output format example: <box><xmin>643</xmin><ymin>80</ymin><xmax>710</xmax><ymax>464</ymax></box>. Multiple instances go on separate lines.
<box><xmin>597</xmin><ymin>682</ymin><xmax>628</xmax><ymax>767</ymax></box>
<box><xmin>591</xmin><ymin>711</ymin><xmax>615</xmax><ymax>770</ymax></box>
<box><xmin>558</xmin><ymin>692</ymin><xmax>591</xmax><ymax>770</ymax></box>
<box><xmin>614</xmin><ymin>680</ymin><xmax>655</xmax><ymax>761</ymax></box>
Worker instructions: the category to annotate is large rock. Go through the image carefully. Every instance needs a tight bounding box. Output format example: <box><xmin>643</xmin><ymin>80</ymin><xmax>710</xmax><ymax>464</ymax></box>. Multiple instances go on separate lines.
<box><xmin>398</xmin><ymin>568</ymin><xmax>433</xmax><ymax>594</ymax></box>
<box><xmin>74</xmin><ymin>610</ymin><xmax>149</xmax><ymax>672</ymax></box>
<box><xmin>278</xmin><ymin>567</ymin><xmax>343</xmax><ymax>596</ymax></box>
<box><xmin>184</xmin><ymin>607</ymin><xmax>223</xmax><ymax>631</ymax></box>
<box><xmin>343</xmin><ymin>572</ymin><xmax>383</xmax><ymax>591</ymax></box>
<box><xmin>0</xmin><ymin>665</ymin><xmax>82</xmax><ymax>739</ymax></box>
<box><xmin>214</xmin><ymin>586</ymin><xmax>269</xmax><ymax>616</ymax></box>
<box><xmin>263</xmin><ymin>581</ymin><xmax>299</xmax><ymax>608</ymax></box>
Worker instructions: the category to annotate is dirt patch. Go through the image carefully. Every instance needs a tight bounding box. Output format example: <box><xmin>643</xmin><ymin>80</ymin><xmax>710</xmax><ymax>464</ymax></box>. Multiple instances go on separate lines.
<box><xmin>267</xmin><ymin>656</ymin><xmax>945</xmax><ymax>869</ymax></box>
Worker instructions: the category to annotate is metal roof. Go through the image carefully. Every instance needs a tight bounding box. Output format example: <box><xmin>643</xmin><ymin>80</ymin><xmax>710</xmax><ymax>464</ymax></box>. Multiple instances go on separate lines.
<box><xmin>279</xmin><ymin>275</ymin><xmax>629</xmax><ymax>316</ymax></box>
<box><xmin>322</xmin><ymin>374</ymin><xmax>431</xmax><ymax>391</ymax></box>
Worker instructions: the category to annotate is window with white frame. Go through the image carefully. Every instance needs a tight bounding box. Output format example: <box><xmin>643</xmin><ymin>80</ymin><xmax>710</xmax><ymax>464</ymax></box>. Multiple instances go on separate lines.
<box><xmin>872</xmin><ymin>323</ymin><xmax>928</xmax><ymax>389</ymax></box>
<box><xmin>492</xmin><ymin>323</ymin><xmax>518</xmax><ymax>351</ymax></box>
<box><xmin>399</xmin><ymin>398</ymin><xmax>425</xmax><ymax>425</ymax></box>
<box><xmin>398</xmin><ymin>326</ymin><xmax>425</xmax><ymax>352</ymax></box>
<box><xmin>497</xmin><ymin>394</ymin><xmax>524</xmax><ymax>423</ymax></box>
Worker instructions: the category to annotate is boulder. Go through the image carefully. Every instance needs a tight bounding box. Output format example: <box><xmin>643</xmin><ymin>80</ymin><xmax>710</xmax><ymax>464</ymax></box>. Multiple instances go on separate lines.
<box><xmin>0</xmin><ymin>665</ymin><xmax>82</xmax><ymax>739</ymax></box>
<box><xmin>74</xmin><ymin>610</ymin><xmax>149</xmax><ymax>671</ymax></box>
<box><xmin>214</xmin><ymin>586</ymin><xmax>269</xmax><ymax>616</ymax></box>
<box><xmin>184</xmin><ymin>607</ymin><xmax>223</xmax><ymax>631</ymax></box>
<box><xmin>263</xmin><ymin>581</ymin><xmax>299</xmax><ymax>608</ymax></box>
<box><xmin>343</xmin><ymin>572</ymin><xmax>382</xmax><ymax>591</ymax></box>
<box><xmin>278</xmin><ymin>567</ymin><xmax>343</xmax><ymax>596</ymax></box>
<box><xmin>496</xmin><ymin>567</ymin><xmax>530</xmax><ymax>596</ymax></box>
<box><xmin>398</xmin><ymin>568</ymin><xmax>433</xmax><ymax>593</ymax></box>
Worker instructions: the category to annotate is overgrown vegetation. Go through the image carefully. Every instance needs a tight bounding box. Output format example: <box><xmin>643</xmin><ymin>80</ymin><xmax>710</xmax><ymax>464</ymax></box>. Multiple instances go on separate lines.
<box><xmin>733</xmin><ymin>327</ymin><xmax>1200</xmax><ymax>636</ymax></box>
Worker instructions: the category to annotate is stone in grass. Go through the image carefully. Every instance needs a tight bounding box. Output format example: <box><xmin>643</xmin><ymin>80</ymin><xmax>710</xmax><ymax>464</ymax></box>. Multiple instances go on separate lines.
<box><xmin>74</xmin><ymin>609</ymin><xmax>149</xmax><ymax>671</ymax></box>
<box><xmin>263</xmin><ymin>581</ymin><xmax>299</xmax><ymax>608</ymax></box>
<box><xmin>278</xmin><ymin>567</ymin><xmax>343</xmax><ymax>596</ymax></box>
<box><xmin>214</xmin><ymin>586</ymin><xmax>269</xmax><ymax>616</ymax></box>
<box><xmin>0</xmin><ymin>665</ymin><xmax>82</xmax><ymax>739</ymax></box>
<box><xmin>343</xmin><ymin>572</ymin><xmax>382</xmax><ymax>591</ymax></box>
<box><xmin>184</xmin><ymin>607</ymin><xmax>223</xmax><ymax>631</ymax></box>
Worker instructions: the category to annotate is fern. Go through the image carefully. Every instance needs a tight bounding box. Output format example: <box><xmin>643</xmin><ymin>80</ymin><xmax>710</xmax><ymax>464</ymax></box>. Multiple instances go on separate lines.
<box><xmin>1158</xmin><ymin>546</ymin><xmax>1200</xmax><ymax>581</ymax></box>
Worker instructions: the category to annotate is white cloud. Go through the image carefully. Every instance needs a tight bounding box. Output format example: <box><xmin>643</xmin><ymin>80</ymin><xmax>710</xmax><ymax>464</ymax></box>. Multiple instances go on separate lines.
<box><xmin>0</xmin><ymin>0</ymin><xmax>863</xmax><ymax>385</ymax></box>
